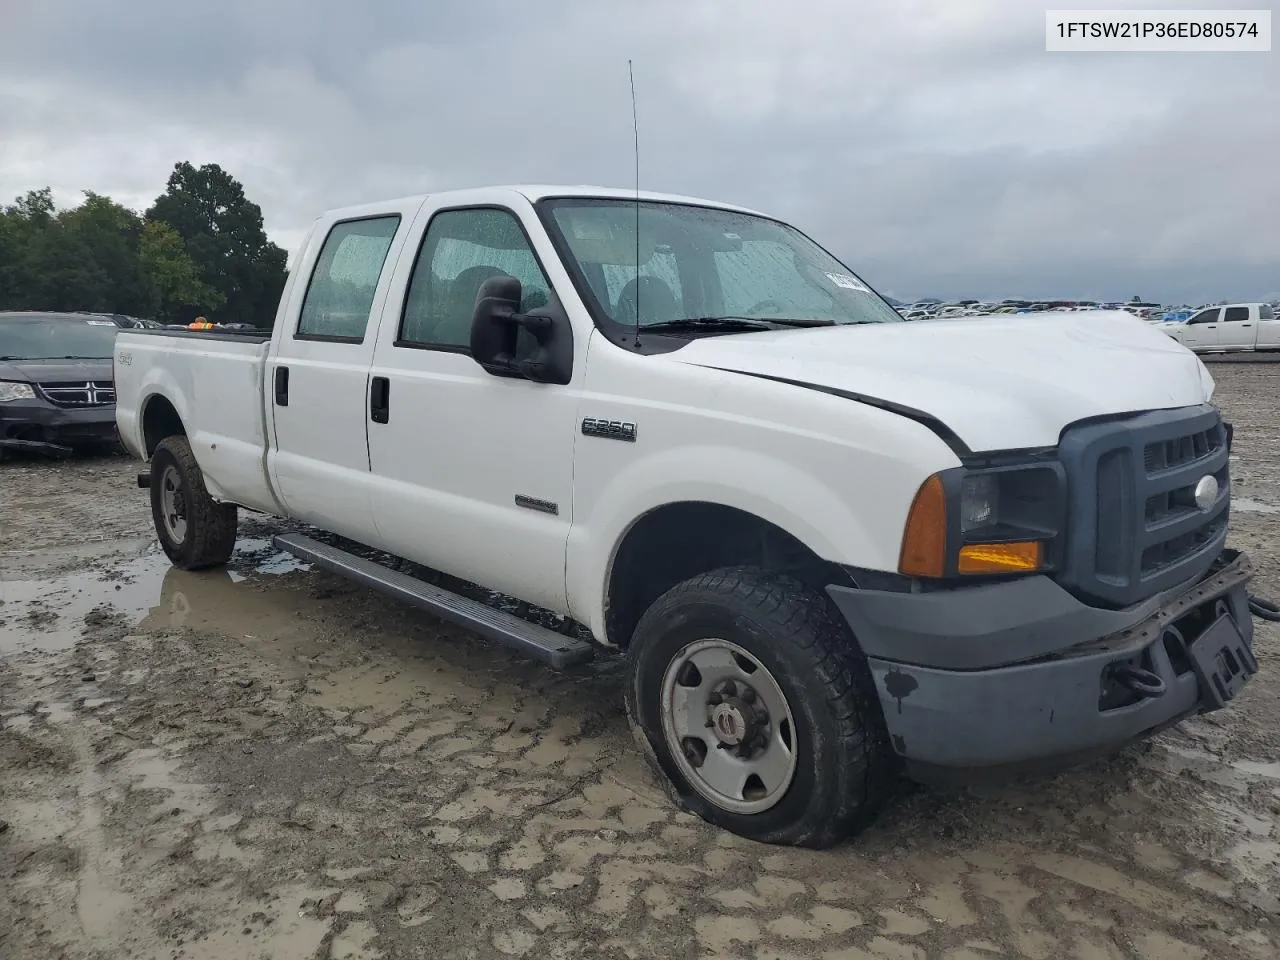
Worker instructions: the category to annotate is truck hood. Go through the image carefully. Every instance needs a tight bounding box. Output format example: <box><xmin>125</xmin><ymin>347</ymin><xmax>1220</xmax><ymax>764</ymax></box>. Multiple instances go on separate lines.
<box><xmin>666</xmin><ymin>310</ymin><xmax>1211</xmax><ymax>453</ymax></box>
<box><xmin>0</xmin><ymin>358</ymin><xmax>114</xmax><ymax>383</ymax></box>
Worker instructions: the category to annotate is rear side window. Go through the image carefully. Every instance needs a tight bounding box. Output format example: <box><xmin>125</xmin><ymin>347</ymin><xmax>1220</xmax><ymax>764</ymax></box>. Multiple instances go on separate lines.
<box><xmin>297</xmin><ymin>216</ymin><xmax>401</xmax><ymax>342</ymax></box>
<box><xmin>1260</xmin><ymin>304</ymin><xmax>1275</xmax><ymax>320</ymax></box>
<box><xmin>1223</xmin><ymin>306</ymin><xmax>1250</xmax><ymax>322</ymax></box>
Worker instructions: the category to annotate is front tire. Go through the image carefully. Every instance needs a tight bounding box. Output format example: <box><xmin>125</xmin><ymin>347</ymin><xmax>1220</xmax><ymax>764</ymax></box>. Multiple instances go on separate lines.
<box><xmin>624</xmin><ymin>566</ymin><xmax>895</xmax><ymax>848</ymax></box>
<box><xmin>149</xmin><ymin>435</ymin><xmax>238</xmax><ymax>570</ymax></box>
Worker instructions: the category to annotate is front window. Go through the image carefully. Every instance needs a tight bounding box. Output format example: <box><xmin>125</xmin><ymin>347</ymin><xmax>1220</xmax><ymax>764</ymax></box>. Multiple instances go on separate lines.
<box><xmin>540</xmin><ymin>199</ymin><xmax>902</xmax><ymax>335</ymax></box>
<box><xmin>0</xmin><ymin>317</ymin><xmax>119</xmax><ymax>359</ymax></box>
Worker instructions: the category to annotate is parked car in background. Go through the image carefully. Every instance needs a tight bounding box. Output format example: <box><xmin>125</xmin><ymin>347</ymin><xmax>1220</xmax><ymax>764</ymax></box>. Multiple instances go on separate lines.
<box><xmin>1160</xmin><ymin>303</ymin><xmax>1280</xmax><ymax>354</ymax></box>
<box><xmin>109</xmin><ymin>315</ymin><xmax>164</xmax><ymax>329</ymax></box>
<box><xmin>0</xmin><ymin>312</ymin><xmax>120</xmax><ymax>459</ymax></box>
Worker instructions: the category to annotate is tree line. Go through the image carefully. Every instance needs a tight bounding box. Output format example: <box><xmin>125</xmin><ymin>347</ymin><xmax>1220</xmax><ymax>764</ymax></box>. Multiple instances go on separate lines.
<box><xmin>0</xmin><ymin>161</ymin><xmax>288</xmax><ymax>327</ymax></box>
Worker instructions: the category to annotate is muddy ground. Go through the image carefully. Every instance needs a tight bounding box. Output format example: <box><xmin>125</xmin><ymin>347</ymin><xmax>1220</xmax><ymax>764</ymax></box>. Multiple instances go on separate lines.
<box><xmin>2</xmin><ymin>363</ymin><xmax>1279</xmax><ymax>960</ymax></box>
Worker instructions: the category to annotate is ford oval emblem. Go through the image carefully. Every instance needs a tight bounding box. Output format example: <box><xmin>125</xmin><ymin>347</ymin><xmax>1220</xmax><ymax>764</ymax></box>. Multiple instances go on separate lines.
<box><xmin>1194</xmin><ymin>475</ymin><xmax>1219</xmax><ymax>511</ymax></box>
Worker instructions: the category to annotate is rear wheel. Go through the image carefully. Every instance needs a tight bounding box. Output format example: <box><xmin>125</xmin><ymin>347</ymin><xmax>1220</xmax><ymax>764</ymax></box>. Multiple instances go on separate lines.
<box><xmin>624</xmin><ymin>566</ymin><xmax>895</xmax><ymax>848</ymax></box>
<box><xmin>149</xmin><ymin>435</ymin><xmax>238</xmax><ymax>569</ymax></box>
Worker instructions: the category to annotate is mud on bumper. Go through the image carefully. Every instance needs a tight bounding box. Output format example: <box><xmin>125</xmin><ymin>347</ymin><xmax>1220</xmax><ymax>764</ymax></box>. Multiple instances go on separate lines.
<box><xmin>827</xmin><ymin>550</ymin><xmax>1257</xmax><ymax>783</ymax></box>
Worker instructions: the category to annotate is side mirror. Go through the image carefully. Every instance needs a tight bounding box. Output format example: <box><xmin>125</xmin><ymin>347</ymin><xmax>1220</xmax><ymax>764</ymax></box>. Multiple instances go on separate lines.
<box><xmin>469</xmin><ymin>276</ymin><xmax>573</xmax><ymax>386</ymax></box>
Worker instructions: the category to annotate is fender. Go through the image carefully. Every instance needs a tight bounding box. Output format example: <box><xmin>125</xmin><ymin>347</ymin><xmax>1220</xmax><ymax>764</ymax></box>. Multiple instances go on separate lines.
<box><xmin>565</xmin><ymin>440</ymin><xmax>943</xmax><ymax>642</ymax></box>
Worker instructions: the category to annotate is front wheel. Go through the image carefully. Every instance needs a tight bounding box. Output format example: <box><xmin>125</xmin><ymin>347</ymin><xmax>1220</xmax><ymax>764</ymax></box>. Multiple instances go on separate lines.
<box><xmin>624</xmin><ymin>566</ymin><xmax>895</xmax><ymax>848</ymax></box>
<box><xmin>149</xmin><ymin>435</ymin><xmax>238</xmax><ymax>570</ymax></box>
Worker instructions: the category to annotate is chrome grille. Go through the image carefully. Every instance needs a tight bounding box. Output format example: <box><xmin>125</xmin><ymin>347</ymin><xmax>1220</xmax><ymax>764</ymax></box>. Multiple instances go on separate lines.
<box><xmin>1058</xmin><ymin>405</ymin><xmax>1229</xmax><ymax>608</ymax></box>
<box><xmin>38</xmin><ymin>380</ymin><xmax>116</xmax><ymax>407</ymax></box>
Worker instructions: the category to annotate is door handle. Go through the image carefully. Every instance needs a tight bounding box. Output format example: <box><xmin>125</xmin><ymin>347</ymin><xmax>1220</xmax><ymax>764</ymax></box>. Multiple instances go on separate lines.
<box><xmin>275</xmin><ymin>366</ymin><xmax>289</xmax><ymax>406</ymax></box>
<box><xmin>370</xmin><ymin>376</ymin><xmax>390</xmax><ymax>424</ymax></box>
<box><xmin>1241</xmin><ymin>324</ymin><xmax>1252</xmax><ymax>328</ymax></box>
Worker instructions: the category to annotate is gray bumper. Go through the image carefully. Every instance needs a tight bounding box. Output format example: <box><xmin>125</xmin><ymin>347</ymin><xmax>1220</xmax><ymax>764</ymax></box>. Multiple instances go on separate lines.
<box><xmin>827</xmin><ymin>551</ymin><xmax>1256</xmax><ymax>779</ymax></box>
<box><xmin>0</xmin><ymin>398</ymin><xmax>117</xmax><ymax>453</ymax></box>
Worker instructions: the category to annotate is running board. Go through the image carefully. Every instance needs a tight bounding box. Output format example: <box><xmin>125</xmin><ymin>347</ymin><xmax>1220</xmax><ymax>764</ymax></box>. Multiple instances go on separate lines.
<box><xmin>272</xmin><ymin>533</ymin><xmax>595</xmax><ymax>669</ymax></box>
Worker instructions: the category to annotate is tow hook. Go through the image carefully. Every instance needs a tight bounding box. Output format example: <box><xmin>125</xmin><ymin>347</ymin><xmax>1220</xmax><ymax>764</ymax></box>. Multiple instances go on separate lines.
<box><xmin>1108</xmin><ymin>663</ymin><xmax>1167</xmax><ymax>699</ymax></box>
<box><xmin>1249</xmin><ymin>594</ymin><xmax>1280</xmax><ymax>622</ymax></box>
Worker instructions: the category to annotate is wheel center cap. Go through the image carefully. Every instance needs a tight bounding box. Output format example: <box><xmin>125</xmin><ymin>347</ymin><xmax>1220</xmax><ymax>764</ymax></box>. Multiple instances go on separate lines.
<box><xmin>710</xmin><ymin>702</ymin><xmax>749</xmax><ymax>746</ymax></box>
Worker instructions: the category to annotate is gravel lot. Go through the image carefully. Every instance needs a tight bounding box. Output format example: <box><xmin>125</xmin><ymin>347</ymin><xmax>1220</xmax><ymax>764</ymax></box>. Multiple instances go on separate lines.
<box><xmin>2</xmin><ymin>361</ymin><xmax>1279</xmax><ymax>960</ymax></box>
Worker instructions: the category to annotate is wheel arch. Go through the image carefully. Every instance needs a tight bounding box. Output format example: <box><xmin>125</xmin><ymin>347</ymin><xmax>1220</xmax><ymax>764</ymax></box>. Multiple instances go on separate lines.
<box><xmin>141</xmin><ymin>392</ymin><xmax>187</xmax><ymax>456</ymax></box>
<box><xmin>601</xmin><ymin>500</ymin><xmax>855</xmax><ymax>650</ymax></box>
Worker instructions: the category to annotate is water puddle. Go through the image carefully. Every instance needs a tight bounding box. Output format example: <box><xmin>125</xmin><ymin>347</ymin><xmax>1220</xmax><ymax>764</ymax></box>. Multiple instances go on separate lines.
<box><xmin>227</xmin><ymin>537</ymin><xmax>312</xmax><ymax>579</ymax></box>
<box><xmin>0</xmin><ymin>540</ymin><xmax>310</xmax><ymax>655</ymax></box>
<box><xmin>1233</xmin><ymin>497</ymin><xmax>1280</xmax><ymax>514</ymax></box>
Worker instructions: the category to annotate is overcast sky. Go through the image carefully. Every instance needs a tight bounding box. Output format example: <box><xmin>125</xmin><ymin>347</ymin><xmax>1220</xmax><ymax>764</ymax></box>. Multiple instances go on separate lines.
<box><xmin>1</xmin><ymin>0</ymin><xmax>1276</xmax><ymax>304</ymax></box>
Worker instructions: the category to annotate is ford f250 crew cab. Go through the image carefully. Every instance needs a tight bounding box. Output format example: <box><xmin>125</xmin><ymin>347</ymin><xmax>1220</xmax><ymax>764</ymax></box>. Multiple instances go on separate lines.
<box><xmin>113</xmin><ymin>185</ymin><xmax>1260</xmax><ymax>848</ymax></box>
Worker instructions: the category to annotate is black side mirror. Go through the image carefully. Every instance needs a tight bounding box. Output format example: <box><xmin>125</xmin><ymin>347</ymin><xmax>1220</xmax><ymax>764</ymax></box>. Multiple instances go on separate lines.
<box><xmin>470</xmin><ymin>276</ymin><xmax>573</xmax><ymax>385</ymax></box>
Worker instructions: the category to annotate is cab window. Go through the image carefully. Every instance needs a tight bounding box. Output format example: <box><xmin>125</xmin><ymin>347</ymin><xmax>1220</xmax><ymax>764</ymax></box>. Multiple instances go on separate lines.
<box><xmin>399</xmin><ymin>208</ymin><xmax>552</xmax><ymax>350</ymax></box>
<box><xmin>296</xmin><ymin>216</ymin><xmax>401</xmax><ymax>342</ymax></box>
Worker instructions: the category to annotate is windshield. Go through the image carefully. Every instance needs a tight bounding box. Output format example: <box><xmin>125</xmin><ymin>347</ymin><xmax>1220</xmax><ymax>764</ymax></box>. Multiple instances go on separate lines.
<box><xmin>541</xmin><ymin>199</ymin><xmax>903</xmax><ymax>333</ymax></box>
<box><xmin>0</xmin><ymin>317</ymin><xmax>120</xmax><ymax>359</ymax></box>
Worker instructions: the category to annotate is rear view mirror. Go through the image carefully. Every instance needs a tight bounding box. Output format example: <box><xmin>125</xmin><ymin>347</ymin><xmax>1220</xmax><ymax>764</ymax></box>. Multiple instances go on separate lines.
<box><xmin>470</xmin><ymin>276</ymin><xmax>573</xmax><ymax>385</ymax></box>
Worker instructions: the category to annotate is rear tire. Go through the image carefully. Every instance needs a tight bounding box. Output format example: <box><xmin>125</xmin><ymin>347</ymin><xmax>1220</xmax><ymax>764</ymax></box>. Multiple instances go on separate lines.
<box><xmin>149</xmin><ymin>435</ymin><xmax>237</xmax><ymax>570</ymax></box>
<box><xmin>624</xmin><ymin>565</ymin><xmax>895</xmax><ymax>848</ymax></box>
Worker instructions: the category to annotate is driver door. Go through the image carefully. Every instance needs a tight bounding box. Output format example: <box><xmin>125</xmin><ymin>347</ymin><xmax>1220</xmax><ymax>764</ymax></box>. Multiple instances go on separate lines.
<box><xmin>365</xmin><ymin>198</ymin><xmax>584</xmax><ymax>613</ymax></box>
<box><xmin>1180</xmin><ymin>308</ymin><xmax>1221</xmax><ymax>351</ymax></box>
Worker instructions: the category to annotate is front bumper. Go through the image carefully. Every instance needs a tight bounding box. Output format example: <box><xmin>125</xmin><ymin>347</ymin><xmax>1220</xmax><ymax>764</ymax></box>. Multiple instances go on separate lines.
<box><xmin>0</xmin><ymin>398</ymin><xmax>118</xmax><ymax>454</ymax></box>
<box><xmin>827</xmin><ymin>550</ymin><xmax>1257</xmax><ymax>782</ymax></box>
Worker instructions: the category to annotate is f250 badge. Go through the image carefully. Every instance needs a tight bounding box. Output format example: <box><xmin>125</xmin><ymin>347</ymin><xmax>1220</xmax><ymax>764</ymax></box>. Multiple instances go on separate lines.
<box><xmin>581</xmin><ymin>418</ymin><xmax>637</xmax><ymax>442</ymax></box>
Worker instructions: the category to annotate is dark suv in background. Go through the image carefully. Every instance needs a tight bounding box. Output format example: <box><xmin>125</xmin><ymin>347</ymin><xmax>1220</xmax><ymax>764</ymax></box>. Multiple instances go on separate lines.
<box><xmin>0</xmin><ymin>312</ymin><xmax>121</xmax><ymax>459</ymax></box>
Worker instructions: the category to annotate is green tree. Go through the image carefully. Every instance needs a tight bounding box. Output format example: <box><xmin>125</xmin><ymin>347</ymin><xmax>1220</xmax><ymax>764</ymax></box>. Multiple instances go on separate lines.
<box><xmin>137</xmin><ymin>220</ymin><xmax>224</xmax><ymax>319</ymax></box>
<box><xmin>57</xmin><ymin>192</ymin><xmax>149</xmax><ymax>314</ymax></box>
<box><xmin>0</xmin><ymin>189</ymin><xmax>150</xmax><ymax>315</ymax></box>
<box><xmin>147</xmin><ymin>162</ymin><xmax>288</xmax><ymax>327</ymax></box>
<box><xmin>0</xmin><ymin>189</ymin><xmax>58</xmax><ymax>309</ymax></box>
<box><xmin>11</xmin><ymin>187</ymin><xmax>55</xmax><ymax>224</ymax></box>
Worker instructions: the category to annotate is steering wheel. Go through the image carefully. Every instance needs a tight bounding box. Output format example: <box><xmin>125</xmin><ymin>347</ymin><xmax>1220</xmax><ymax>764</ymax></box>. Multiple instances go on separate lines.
<box><xmin>744</xmin><ymin>299</ymin><xmax>785</xmax><ymax>317</ymax></box>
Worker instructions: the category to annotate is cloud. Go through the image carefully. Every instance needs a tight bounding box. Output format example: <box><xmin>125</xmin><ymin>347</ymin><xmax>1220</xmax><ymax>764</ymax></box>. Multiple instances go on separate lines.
<box><xmin>1</xmin><ymin>0</ymin><xmax>1275</xmax><ymax>303</ymax></box>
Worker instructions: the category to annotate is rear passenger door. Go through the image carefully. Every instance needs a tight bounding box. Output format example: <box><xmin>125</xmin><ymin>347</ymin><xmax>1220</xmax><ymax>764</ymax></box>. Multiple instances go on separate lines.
<box><xmin>267</xmin><ymin>207</ymin><xmax>416</xmax><ymax>543</ymax></box>
<box><xmin>1256</xmin><ymin>303</ymin><xmax>1280</xmax><ymax>350</ymax></box>
<box><xmin>1218</xmin><ymin>306</ymin><xmax>1256</xmax><ymax>351</ymax></box>
<box><xmin>1180</xmin><ymin>308</ymin><xmax>1221</xmax><ymax>351</ymax></box>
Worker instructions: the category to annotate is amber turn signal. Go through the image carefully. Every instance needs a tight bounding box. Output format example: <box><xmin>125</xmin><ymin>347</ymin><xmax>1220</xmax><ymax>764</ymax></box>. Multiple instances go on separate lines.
<box><xmin>898</xmin><ymin>474</ymin><xmax>948</xmax><ymax>577</ymax></box>
<box><xmin>957</xmin><ymin>540</ymin><xmax>1042</xmax><ymax>574</ymax></box>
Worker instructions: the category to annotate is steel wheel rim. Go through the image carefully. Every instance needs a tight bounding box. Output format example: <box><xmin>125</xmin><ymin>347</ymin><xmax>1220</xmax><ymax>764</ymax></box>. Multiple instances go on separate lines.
<box><xmin>159</xmin><ymin>464</ymin><xmax>188</xmax><ymax>543</ymax></box>
<box><xmin>660</xmin><ymin>638</ymin><xmax>798</xmax><ymax>815</ymax></box>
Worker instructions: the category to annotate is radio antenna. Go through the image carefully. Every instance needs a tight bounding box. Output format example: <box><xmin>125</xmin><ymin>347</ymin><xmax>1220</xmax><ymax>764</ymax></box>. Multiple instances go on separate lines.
<box><xmin>629</xmin><ymin>59</ymin><xmax>642</xmax><ymax>349</ymax></box>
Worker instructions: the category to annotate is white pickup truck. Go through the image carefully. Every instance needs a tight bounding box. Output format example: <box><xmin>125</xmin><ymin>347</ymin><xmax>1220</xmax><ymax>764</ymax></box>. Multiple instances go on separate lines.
<box><xmin>1161</xmin><ymin>302</ymin><xmax>1280</xmax><ymax>354</ymax></box>
<box><xmin>113</xmin><ymin>185</ymin><xmax>1259</xmax><ymax>847</ymax></box>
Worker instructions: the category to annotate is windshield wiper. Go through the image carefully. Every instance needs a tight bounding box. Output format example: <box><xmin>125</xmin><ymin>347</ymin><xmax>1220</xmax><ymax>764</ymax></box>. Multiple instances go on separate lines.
<box><xmin>641</xmin><ymin>317</ymin><xmax>775</xmax><ymax>332</ymax></box>
<box><xmin>26</xmin><ymin>355</ymin><xmax>110</xmax><ymax>360</ymax></box>
<box><xmin>754</xmin><ymin>317</ymin><xmax>837</xmax><ymax>327</ymax></box>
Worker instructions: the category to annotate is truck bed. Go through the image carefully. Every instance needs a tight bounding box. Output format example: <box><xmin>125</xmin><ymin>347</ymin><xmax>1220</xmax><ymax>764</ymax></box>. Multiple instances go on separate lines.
<box><xmin>113</xmin><ymin>328</ymin><xmax>280</xmax><ymax>514</ymax></box>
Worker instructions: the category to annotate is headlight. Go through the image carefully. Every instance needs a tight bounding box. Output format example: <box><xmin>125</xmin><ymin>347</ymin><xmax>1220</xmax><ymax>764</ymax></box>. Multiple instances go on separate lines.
<box><xmin>900</xmin><ymin>461</ymin><xmax>1065</xmax><ymax>578</ymax></box>
<box><xmin>960</xmin><ymin>474</ymin><xmax>998</xmax><ymax>532</ymax></box>
<box><xmin>0</xmin><ymin>381</ymin><xmax>37</xmax><ymax>402</ymax></box>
